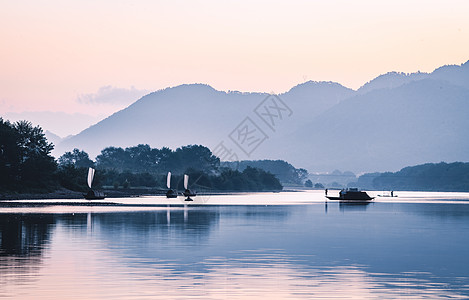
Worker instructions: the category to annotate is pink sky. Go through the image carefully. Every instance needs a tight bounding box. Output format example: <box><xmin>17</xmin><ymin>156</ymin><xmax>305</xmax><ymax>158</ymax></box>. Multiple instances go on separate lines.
<box><xmin>1</xmin><ymin>0</ymin><xmax>469</xmax><ymax>135</ymax></box>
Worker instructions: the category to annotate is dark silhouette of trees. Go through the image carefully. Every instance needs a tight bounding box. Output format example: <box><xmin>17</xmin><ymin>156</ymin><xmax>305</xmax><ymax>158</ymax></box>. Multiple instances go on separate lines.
<box><xmin>0</xmin><ymin>118</ymin><xmax>21</xmax><ymax>189</ymax></box>
<box><xmin>58</xmin><ymin>148</ymin><xmax>94</xmax><ymax>168</ymax></box>
<box><xmin>357</xmin><ymin>162</ymin><xmax>469</xmax><ymax>191</ymax></box>
<box><xmin>98</xmin><ymin>170</ymin><xmax>156</xmax><ymax>188</ymax></box>
<box><xmin>0</xmin><ymin>119</ymin><xmax>56</xmax><ymax>192</ymax></box>
<box><xmin>95</xmin><ymin>144</ymin><xmax>220</xmax><ymax>175</ymax></box>
<box><xmin>55</xmin><ymin>149</ymin><xmax>95</xmax><ymax>192</ymax></box>
<box><xmin>92</xmin><ymin>144</ymin><xmax>281</xmax><ymax>191</ymax></box>
<box><xmin>173</xmin><ymin>145</ymin><xmax>220</xmax><ymax>174</ymax></box>
<box><xmin>314</xmin><ymin>183</ymin><xmax>324</xmax><ymax>189</ymax></box>
<box><xmin>304</xmin><ymin>179</ymin><xmax>313</xmax><ymax>188</ymax></box>
<box><xmin>222</xmin><ymin>160</ymin><xmax>308</xmax><ymax>184</ymax></box>
<box><xmin>95</xmin><ymin>146</ymin><xmax>129</xmax><ymax>172</ymax></box>
<box><xmin>203</xmin><ymin>167</ymin><xmax>282</xmax><ymax>191</ymax></box>
<box><xmin>56</xmin><ymin>164</ymin><xmax>88</xmax><ymax>191</ymax></box>
<box><xmin>1</xmin><ymin>117</ymin><xmax>282</xmax><ymax>193</ymax></box>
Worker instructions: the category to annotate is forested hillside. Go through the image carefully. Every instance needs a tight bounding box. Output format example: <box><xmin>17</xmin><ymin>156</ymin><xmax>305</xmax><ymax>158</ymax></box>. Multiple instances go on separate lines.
<box><xmin>355</xmin><ymin>162</ymin><xmax>469</xmax><ymax>191</ymax></box>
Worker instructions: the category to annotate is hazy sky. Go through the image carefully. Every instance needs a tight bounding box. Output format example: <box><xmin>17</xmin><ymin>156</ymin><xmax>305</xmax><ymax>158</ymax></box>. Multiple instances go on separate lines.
<box><xmin>1</xmin><ymin>0</ymin><xmax>469</xmax><ymax>135</ymax></box>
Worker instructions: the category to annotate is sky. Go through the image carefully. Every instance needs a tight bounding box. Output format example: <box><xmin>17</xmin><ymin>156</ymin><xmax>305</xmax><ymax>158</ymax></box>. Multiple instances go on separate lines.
<box><xmin>1</xmin><ymin>0</ymin><xmax>469</xmax><ymax>136</ymax></box>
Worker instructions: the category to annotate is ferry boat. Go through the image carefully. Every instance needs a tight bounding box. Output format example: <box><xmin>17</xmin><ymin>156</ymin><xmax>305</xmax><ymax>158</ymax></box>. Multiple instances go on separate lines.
<box><xmin>326</xmin><ymin>188</ymin><xmax>374</xmax><ymax>202</ymax></box>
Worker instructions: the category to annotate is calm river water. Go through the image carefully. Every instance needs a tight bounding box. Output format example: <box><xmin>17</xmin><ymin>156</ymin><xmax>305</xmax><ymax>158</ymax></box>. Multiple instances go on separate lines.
<box><xmin>1</xmin><ymin>191</ymin><xmax>469</xmax><ymax>299</ymax></box>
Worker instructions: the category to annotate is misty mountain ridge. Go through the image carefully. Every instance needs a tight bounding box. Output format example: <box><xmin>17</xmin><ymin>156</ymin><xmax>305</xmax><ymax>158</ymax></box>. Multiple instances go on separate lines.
<box><xmin>358</xmin><ymin>60</ymin><xmax>469</xmax><ymax>94</ymax></box>
<box><xmin>55</xmin><ymin>81</ymin><xmax>353</xmax><ymax>159</ymax></box>
<box><xmin>44</xmin><ymin>130</ymin><xmax>62</xmax><ymax>146</ymax></box>
<box><xmin>54</xmin><ymin>60</ymin><xmax>469</xmax><ymax>173</ymax></box>
<box><xmin>275</xmin><ymin>78</ymin><xmax>469</xmax><ymax>172</ymax></box>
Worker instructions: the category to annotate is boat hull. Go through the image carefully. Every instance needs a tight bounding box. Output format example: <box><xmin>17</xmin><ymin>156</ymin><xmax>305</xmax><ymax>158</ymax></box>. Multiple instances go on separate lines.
<box><xmin>326</xmin><ymin>190</ymin><xmax>374</xmax><ymax>202</ymax></box>
<box><xmin>166</xmin><ymin>189</ymin><xmax>178</xmax><ymax>198</ymax></box>
<box><xmin>83</xmin><ymin>190</ymin><xmax>105</xmax><ymax>200</ymax></box>
<box><xmin>183</xmin><ymin>189</ymin><xmax>196</xmax><ymax>197</ymax></box>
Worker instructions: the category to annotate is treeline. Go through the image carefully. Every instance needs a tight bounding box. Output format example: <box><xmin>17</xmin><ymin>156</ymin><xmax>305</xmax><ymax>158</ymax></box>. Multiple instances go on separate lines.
<box><xmin>0</xmin><ymin>118</ymin><xmax>283</xmax><ymax>193</ymax></box>
<box><xmin>94</xmin><ymin>144</ymin><xmax>219</xmax><ymax>174</ymax></box>
<box><xmin>59</xmin><ymin>145</ymin><xmax>282</xmax><ymax>191</ymax></box>
<box><xmin>354</xmin><ymin>162</ymin><xmax>469</xmax><ymax>192</ymax></box>
<box><xmin>221</xmin><ymin>160</ymin><xmax>308</xmax><ymax>185</ymax></box>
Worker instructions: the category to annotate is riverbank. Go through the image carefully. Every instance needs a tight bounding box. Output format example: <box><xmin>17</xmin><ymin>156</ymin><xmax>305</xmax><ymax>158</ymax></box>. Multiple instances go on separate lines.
<box><xmin>0</xmin><ymin>188</ymin><xmax>167</xmax><ymax>200</ymax></box>
<box><xmin>0</xmin><ymin>187</ymin><xmax>292</xmax><ymax>201</ymax></box>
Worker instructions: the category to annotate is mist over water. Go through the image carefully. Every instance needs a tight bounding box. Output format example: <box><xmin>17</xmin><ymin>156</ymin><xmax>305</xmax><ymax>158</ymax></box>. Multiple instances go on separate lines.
<box><xmin>1</xmin><ymin>192</ymin><xmax>469</xmax><ymax>299</ymax></box>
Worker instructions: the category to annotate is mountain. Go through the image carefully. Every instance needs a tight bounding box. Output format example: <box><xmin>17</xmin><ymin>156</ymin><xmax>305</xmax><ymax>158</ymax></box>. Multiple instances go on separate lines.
<box><xmin>55</xmin><ymin>60</ymin><xmax>469</xmax><ymax>173</ymax></box>
<box><xmin>358</xmin><ymin>60</ymin><xmax>469</xmax><ymax>94</ymax></box>
<box><xmin>44</xmin><ymin>130</ymin><xmax>62</xmax><ymax>147</ymax></box>
<box><xmin>275</xmin><ymin>78</ymin><xmax>469</xmax><ymax>172</ymax></box>
<box><xmin>55</xmin><ymin>84</ymin><xmax>263</xmax><ymax>158</ymax></box>
<box><xmin>55</xmin><ymin>82</ymin><xmax>354</xmax><ymax>159</ymax></box>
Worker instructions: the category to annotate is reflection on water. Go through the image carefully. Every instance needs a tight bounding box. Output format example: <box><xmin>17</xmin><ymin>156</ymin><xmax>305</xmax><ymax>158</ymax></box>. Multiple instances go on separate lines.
<box><xmin>339</xmin><ymin>202</ymin><xmax>372</xmax><ymax>212</ymax></box>
<box><xmin>0</xmin><ymin>214</ymin><xmax>55</xmax><ymax>257</ymax></box>
<box><xmin>1</xmin><ymin>199</ymin><xmax>469</xmax><ymax>299</ymax></box>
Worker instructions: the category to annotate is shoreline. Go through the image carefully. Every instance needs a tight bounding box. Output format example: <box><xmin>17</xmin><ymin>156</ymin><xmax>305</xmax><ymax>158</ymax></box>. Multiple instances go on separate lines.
<box><xmin>0</xmin><ymin>188</ymin><xmax>291</xmax><ymax>201</ymax></box>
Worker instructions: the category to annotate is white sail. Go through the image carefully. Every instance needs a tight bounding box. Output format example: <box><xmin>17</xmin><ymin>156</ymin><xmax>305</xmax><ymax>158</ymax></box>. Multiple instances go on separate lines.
<box><xmin>167</xmin><ymin>172</ymin><xmax>171</xmax><ymax>189</ymax></box>
<box><xmin>87</xmin><ymin>167</ymin><xmax>95</xmax><ymax>189</ymax></box>
<box><xmin>184</xmin><ymin>174</ymin><xmax>189</xmax><ymax>190</ymax></box>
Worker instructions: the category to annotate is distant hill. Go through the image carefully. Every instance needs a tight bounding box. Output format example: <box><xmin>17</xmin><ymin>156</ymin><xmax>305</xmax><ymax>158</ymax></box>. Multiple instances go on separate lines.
<box><xmin>355</xmin><ymin>162</ymin><xmax>469</xmax><ymax>192</ymax></box>
<box><xmin>221</xmin><ymin>159</ymin><xmax>308</xmax><ymax>185</ymax></box>
<box><xmin>44</xmin><ymin>130</ymin><xmax>62</xmax><ymax>147</ymax></box>
<box><xmin>275</xmin><ymin>78</ymin><xmax>469</xmax><ymax>172</ymax></box>
<box><xmin>55</xmin><ymin>84</ymin><xmax>263</xmax><ymax>157</ymax></box>
<box><xmin>55</xmin><ymin>81</ymin><xmax>354</xmax><ymax>159</ymax></box>
<box><xmin>358</xmin><ymin>60</ymin><xmax>469</xmax><ymax>94</ymax></box>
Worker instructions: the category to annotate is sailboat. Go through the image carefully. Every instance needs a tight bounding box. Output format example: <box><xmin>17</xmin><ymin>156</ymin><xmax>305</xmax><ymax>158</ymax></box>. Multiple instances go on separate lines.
<box><xmin>83</xmin><ymin>167</ymin><xmax>105</xmax><ymax>200</ymax></box>
<box><xmin>183</xmin><ymin>174</ymin><xmax>196</xmax><ymax>201</ymax></box>
<box><xmin>165</xmin><ymin>172</ymin><xmax>178</xmax><ymax>198</ymax></box>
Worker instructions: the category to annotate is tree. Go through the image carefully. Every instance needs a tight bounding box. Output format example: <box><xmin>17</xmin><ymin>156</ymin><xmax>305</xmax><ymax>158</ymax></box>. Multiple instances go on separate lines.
<box><xmin>221</xmin><ymin>160</ymin><xmax>308</xmax><ymax>184</ymax></box>
<box><xmin>58</xmin><ymin>148</ymin><xmax>94</xmax><ymax>168</ymax></box>
<box><xmin>14</xmin><ymin>121</ymin><xmax>57</xmax><ymax>190</ymax></box>
<box><xmin>0</xmin><ymin>118</ymin><xmax>21</xmax><ymax>189</ymax></box>
<box><xmin>174</xmin><ymin>145</ymin><xmax>220</xmax><ymax>174</ymax></box>
<box><xmin>0</xmin><ymin>119</ymin><xmax>56</xmax><ymax>192</ymax></box>
<box><xmin>154</xmin><ymin>147</ymin><xmax>176</xmax><ymax>173</ymax></box>
<box><xmin>96</xmin><ymin>147</ymin><xmax>129</xmax><ymax>171</ymax></box>
<box><xmin>305</xmin><ymin>179</ymin><xmax>313</xmax><ymax>188</ymax></box>
<box><xmin>296</xmin><ymin>168</ymin><xmax>309</xmax><ymax>182</ymax></box>
<box><xmin>56</xmin><ymin>164</ymin><xmax>88</xmax><ymax>191</ymax></box>
<box><xmin>314</xmin><ymin>183</ymin><xmax>324</xmax><ymax>189</ymax></box>
<box><xmin>125</xmin><ymin>144</ymin><xmax>155</xmax><ymax>173</ymax></box>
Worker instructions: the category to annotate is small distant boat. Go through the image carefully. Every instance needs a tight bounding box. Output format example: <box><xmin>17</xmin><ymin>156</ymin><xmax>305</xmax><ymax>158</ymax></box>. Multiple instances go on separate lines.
<box><xmin>326</xmin><ymin>188</ymin><xmax>374</xmax><ymax>202</ymax></box>
<box><xmin>83</xmin><ymin>167</ymin><xmax>105</xmax><ymax>200</ymax></box>
<box><xmin>377</xmin><ymin>191</ymin><xmax>398</xmax><ymax>197</ymax></box>
<box><xmin>182</xmin><ymin>174</ymin><xmax>196</xmax><ymax>201</ymax></box>
<box><xmin>165</xmin><ymin>172</ymin><xmax>178</xmax><ymax>198</ymax></box>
